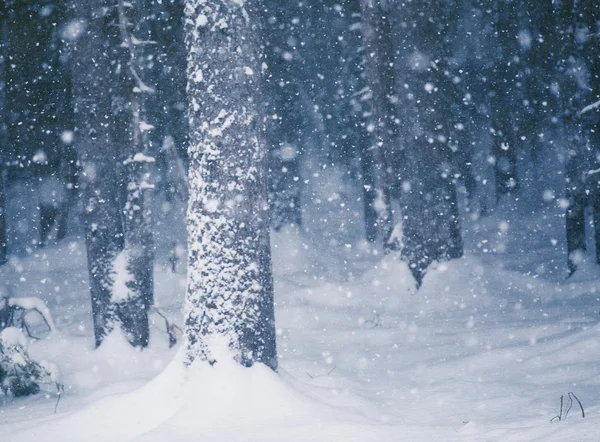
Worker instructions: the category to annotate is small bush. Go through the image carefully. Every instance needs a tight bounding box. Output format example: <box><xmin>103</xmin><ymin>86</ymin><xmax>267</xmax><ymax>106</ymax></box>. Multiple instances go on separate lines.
<box><xmin>0</xmin><ymin>327</ymin><xmax>62</xmax><ymax>397</ymax></box>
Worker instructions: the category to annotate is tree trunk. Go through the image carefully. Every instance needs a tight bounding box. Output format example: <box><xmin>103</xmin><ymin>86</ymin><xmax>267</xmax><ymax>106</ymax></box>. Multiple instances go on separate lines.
<box><xmin>395</xmin><ymin>0</ymin><xmax>463</xmax><ymax>285</ymax></box>
<box><xmin>105</xmin><ymin>0</ymin><xmax>155</xmax><ymax>348</ymax></box>
<box><xmin>70</xmin><ymin>0</ymin><xmax>126</xmax><ymax>347</ymax></box>
<box><xmin>150</xmin><ymin>0</ymin><xmax>189</xmax><ymax>205</ymax></box>
<box><xmin>55</xmin><ymin>145</ymin><xmax>77</xmax><ymax>242</ymax></box>
<box><xmin>264</xmin><ymin>0</ymin><xmax>304</xmax><ymax>231</ymax></box>
<box><xmin>359</xmin><ymin>0</ymin><xmax>396</xmax><ymax>248</ymax></box>
<box><xmin>184</xmin><ymin>0</ymin><xmax>277</xmax><ymax>370</ymax></box>
<box><xmin>563</xmin><ymin>128</ymin><xmax>588</xmax><ymax>276</ymax></box>
<box><xmin>0</xmin><ymin>167</ymin><xmax>6</xmax><ymax>266</ymax></box>
<box><xmin>489</xmin><ymin>0</ymin><xmax>520</xmax><ymax>199</ymax></box>
<box><xmin>556</xmin><ymin>0</ymin><xmax>599</xmax><ymax>276</ymax></box>
<box><xmin>361</xmin><ymin>148</ymin><xmax>378</xmax><ymax>243</ymax></box>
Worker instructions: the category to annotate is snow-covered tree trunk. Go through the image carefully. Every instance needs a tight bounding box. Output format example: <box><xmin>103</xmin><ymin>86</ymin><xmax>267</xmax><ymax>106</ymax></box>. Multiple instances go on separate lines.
<box><xmin>184</xmin><ymin>0</ymin><xmax>277</xmax><ymax>370</ymax></box>
<box><xmin>359</xmin><ymin>0</ymin><xmax>397</xmax><ymax>248</ymax></box>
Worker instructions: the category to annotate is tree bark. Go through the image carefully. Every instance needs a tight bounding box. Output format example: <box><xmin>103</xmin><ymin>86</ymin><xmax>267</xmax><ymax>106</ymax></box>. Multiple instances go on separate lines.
<box><xmin>396</xmin><ymin>0</ymin><xmax>463</xmax><ymax>285</ymax></box>
<box><xmin>106</xmin><ymin>0</ymin><xmax>155</xmax><ymax>348</ymax></box>
<box><xmin>0</xmin><ymin>167</ymin><xmax>6</xmax><ymax>266</ymax></box>
<box><xmin>359</xmin><ymin>0</ymin><xmax>397</xmax><ymax>248</ymax></box>
<box><xmin>70</xmin><ymin>0</ymin><xmax>125</xmax><ymax>347</ymax></box>
<box><xmin>264</xmin><ymin>0</ymin><xmax>304</xmax><ymax>231</ymax></box>
<box><xmin>184</xmin><ymin>0</ymin><xmax>277</xmax><ymax>370</ymax></box>
<box><xmin>556</xmin><ymin>0</ymin><xmax>599</xmax><ymax>276</ymax></box>
<box><xmin>489</xmin><ymin>0</ymin><xmax>520</xmax><ymax>199</ymax></box>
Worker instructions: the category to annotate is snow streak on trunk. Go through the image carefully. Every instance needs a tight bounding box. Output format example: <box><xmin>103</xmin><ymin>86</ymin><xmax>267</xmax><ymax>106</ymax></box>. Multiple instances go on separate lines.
<box><xmin>184</xmin><ymin>0</ymin><xmax>277</xmax><ymax>370</ymax></box>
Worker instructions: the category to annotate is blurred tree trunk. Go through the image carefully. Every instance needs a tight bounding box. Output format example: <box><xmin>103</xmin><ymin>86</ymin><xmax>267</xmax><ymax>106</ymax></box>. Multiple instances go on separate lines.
<box><xmin>0</xmin><ymin>167</ymin><xmax>6</xmax><ymax>266</ymax></box>
<box><xmin>0</xmin><ymin>13</ymin><xmax>6</xmax><ymax>266</ymax></box>
<box><xmin>264</xmin><ymin>0</ymin><xmax>304</xmax><ymax>231</ymax></box>
<box><xmin>556</xmin><ymin>0</ymin><xmax>599</xmax><ymax>275</ymax></box>
<box><xmin>55</xmin><ymin>145</ymin><xmax>77</xmax><ymax>242</ymax></box>
<box><xmin>489</xmin><ymin>0</ymin><xmax>520</xmax><ymax>200</ymax></box>
<box><xmin>396</xmin><ymin>0</ymin><xmax>463</xmax><ymax>285</ymax></box>
<box><xmin>184</xmin><ymin>0</ymin><xmax>277</xmax><ymax>369</ymax></box>
<box><xmin>359</xmin><ymin>0</ymin><xmax>397</xmax><ymax>248</ymax></box>
<box><xmin>582</xmin><ymin>2</ymin><xmax>600</xmax><ymax>267</ymax></box>
<box><xmin>150</xmin><ymin>0</ymin><xmax>189</xmax><ymax>204</ymax></box>
<box><xmin>70</xmin><ymin>0</ymin><xmax>147</xmax><ymax>347</ymax></box>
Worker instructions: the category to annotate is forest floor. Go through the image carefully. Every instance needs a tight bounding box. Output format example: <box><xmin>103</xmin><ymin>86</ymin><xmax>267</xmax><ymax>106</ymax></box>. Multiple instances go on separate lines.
<box><xmin>1</xmin><ymin>185</ymin><xmax>600</xmax><ymax>441</ymax></box>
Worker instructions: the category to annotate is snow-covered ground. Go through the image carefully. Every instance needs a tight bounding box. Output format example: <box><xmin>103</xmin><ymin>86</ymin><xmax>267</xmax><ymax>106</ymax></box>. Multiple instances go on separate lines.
<box><xmin>1</xmin><ymin>183</ymin><xmax>600</xmax><ymax>441</ymax></box>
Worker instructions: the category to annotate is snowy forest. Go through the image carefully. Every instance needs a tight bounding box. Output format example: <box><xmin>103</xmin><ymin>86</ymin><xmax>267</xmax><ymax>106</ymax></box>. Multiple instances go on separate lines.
<box><xmin>1</xmin><ymin>0</ymin><xmax>600</xmax><ymax>440</ymax></box>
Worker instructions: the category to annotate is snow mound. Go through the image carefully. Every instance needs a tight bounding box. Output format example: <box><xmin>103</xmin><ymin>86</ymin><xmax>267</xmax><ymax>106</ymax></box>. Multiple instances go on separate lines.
<box><xmin>11</xmin><ymin>349</ymin><xmax>413</xmax><ymax>442</ymax></box>
<box><xmin>137</xmin><ymin>354</ymin><xmax>407</xmax><ymax>442</ymax></box>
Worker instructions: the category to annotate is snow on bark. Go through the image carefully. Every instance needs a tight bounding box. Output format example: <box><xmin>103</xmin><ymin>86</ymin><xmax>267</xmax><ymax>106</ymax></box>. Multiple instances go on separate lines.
<box><xmin>184</xmin><ymin>0</ymin><xmax>277</xmax><ymax>370</ymax></box>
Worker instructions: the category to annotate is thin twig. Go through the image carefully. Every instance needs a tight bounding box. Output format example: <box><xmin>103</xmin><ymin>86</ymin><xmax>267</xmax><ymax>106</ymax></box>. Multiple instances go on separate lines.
<box><xmin>117</xmin><ymin>0</ymin><xmax>155</xmax><ymax>94</ymax></box>
<box><xmin>568</xmin><ymin>392</ymin><xmax>585</xmax><ymax>418</ymax></box>
<box><xmin>580</xmin><ymin>100</ymin><xmax>600</xmax><ymax>115</ymax></box>
<box><xmin>564</xmin><ymin>393</ymin><xmax>573</xmax><ymax>419</ymax></box>
<box><xmin>152</xmin><ymin>307</ymin><xmax>183</xmax><ymax>332</ymax></box>
<box><xmin>151</xmin><ymin>306</ymin><xmax>182</xmax><ymax>348</ymax></box>
<box><xmin>307</xmin><ymin>365</ymin><xmax>336</xmax><ymax>379</ymax></box>
<box><xmin>54</xmin><ymin>392</ymin><xmax>61</xmax><ymax>413</ymax></box>
<box><xmin>550</xmin><ymin>395</ymin><xmax>563</xmax><ymax>423</ymax></box>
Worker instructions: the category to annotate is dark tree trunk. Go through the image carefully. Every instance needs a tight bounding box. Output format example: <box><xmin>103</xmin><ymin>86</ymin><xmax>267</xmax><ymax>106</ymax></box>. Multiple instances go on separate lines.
<box><xmin>361</xmin><ymin>148</ymin><xmax>378</xmax><ymax>243</ymax></box>
<box><xmin>55</xmin><ymin>54</ymin><xmax>77</xmax><ymax>243</ymax></box>
<box><xmin>0</xmin><ymin>9</ymin><xmax>6</xmax><ymax>265</ymax></box>
<box><xmin>564</xmin><ymin>136</ymin><xmax>588</xmax><ymax>276</ymax></box>
<box><xmin>70</xmin><ymin>0</ymin><xmax>125</xmax><ymax>347</ymax></box>
<box><xmin>557</xmin><ymin>0</ymin><xmax>599</xmax><ymax>276</ymax></box>
<box><xmin>184</xmin><ymin>0</ymin><xmax>277</xmax><ymax>370</ymax></box>
<box><xmin>489</xmin><ymin>0</ymin><xmax>520</xmax><ymax>200</ymax></box>
<box><xmin>359</xmin><ymin>0</ymin><xmax>397</xmax><ymax>248</ymax></box>
<box><xmin>268</xmin><ymin>153</ymin><xmax>302</xmax><ymax>230</ymax></box>
<box><xmin>264</xmin><ymin>0</ymin><xmax>303</xmax><ymax>231</ymax></box>
<box><xmin>0</xmin><ymin>167</ymin><xmax>6</xmax><ymax>266</ymax></box>
<box><xmin>55</xmin><ymin>145</ymin><xmax>77</xmax><ymax>242</ymax></box>
<box><xmin>106</xmin><ymin>0</ymin><xmax>155</xmax><ymax>348</ymax></box>
<box><xmin>150</xmin><ymin>0</ymin><xmax>189</xmax><ymax>204</ymax></box>
<box><xmin>584</xmin><ymin>2</ymin><xmax>600</xmax><ymax>266</ymax></box>
<box><xmin>518</xmin><ymin>1</ymin><xmax>556</xmax><ymax>183</ymax></box>
<box><xmin>396</xmin><ymin>0</ymin><xmax>463</xmax><ymax>285</ymax></box>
